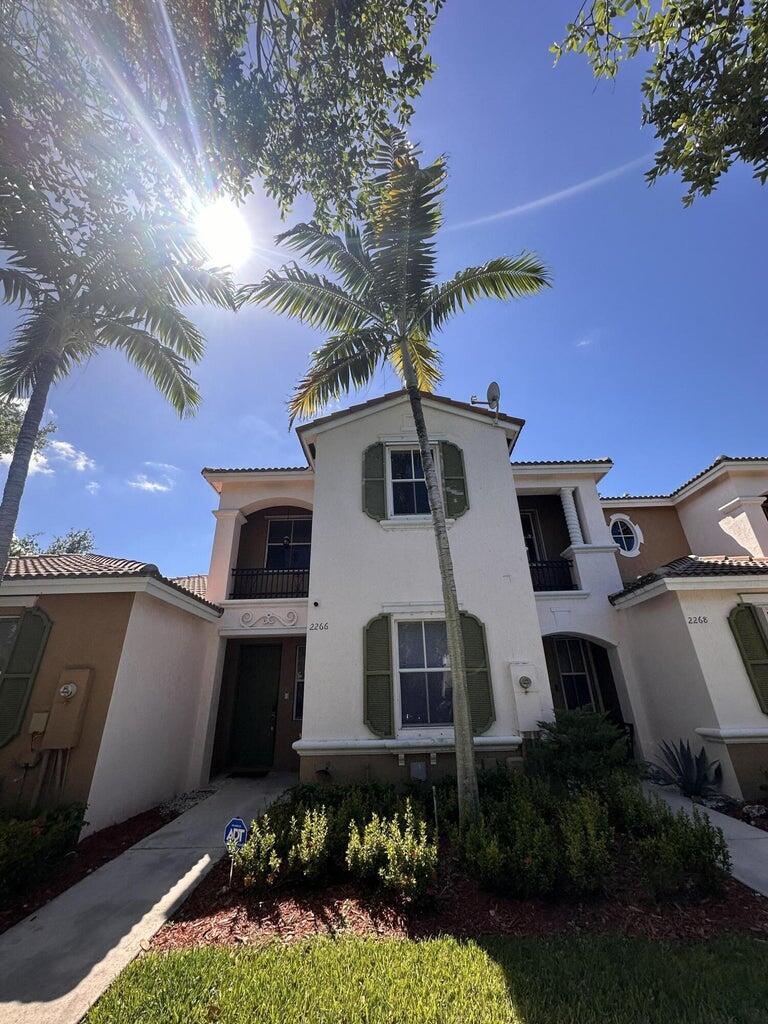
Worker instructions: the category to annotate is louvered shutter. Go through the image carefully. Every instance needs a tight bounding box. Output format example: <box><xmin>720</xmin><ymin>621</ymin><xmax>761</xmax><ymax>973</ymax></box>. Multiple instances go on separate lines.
<box><xmin>0</xmin><ymin>608</ymin><xmax>52</xmax><ymax>747</ymax></box>
<box><xmin>729</xmin><ymin>603</ymin><xmax>768</xmax><ymax>715</ymax></box>
<box><xmin>362</xmin><ymin>442</ymin><xmax>387</xmax><ymax>520</ymax></box>
<box><xmin>460</xmin><ymin>612</ymin><xmax>494</xmax><ymax>734</ymax></box>
<box><xmin>440</xmin><ymin>442</ymin><xmax>469</xmax><ymax>518</ymax></box>
<box><xmin>364</xmin><ymin>614</ymin><xmax>394</xmax><ymax>737</ymax></box>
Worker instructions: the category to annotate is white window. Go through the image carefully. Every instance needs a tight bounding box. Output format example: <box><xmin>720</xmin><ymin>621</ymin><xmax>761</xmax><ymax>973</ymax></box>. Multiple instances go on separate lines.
<box><xmin>396</xmin><ymin>619</ymin><xmax>453</xmax><ymax>727</ymax></box>
<box><xmin>265</xmin><ymin>517</ymin><xmax>312</xmax><ymax>569</ymax></box>
<box><xmin>388</xmin><ymin>447</ymin><xmax>431</xmax><ymax>517</ymax></box>
<box><xmin>609</xmin><ymin>514</ymin><xmax>642</xmax><ymax>557</ymax></box>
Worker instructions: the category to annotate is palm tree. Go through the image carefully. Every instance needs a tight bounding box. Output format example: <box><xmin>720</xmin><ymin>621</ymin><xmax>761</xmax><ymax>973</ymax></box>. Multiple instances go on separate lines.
<box><xmin>0</xmin><ymin>188</ymin><xmax>235</xmax><ymax>570</ymax></box>
<box><xmin>240</xmin><ymin>132</ymin><xmax>549</xmax><ymax>822</ymax></box>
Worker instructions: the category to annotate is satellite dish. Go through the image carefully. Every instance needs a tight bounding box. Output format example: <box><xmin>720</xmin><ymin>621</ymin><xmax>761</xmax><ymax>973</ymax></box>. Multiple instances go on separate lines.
<box><xmin>487</xmin><ymin>381</ymin><xmax>500</xmax><ymax>412</ymax></box>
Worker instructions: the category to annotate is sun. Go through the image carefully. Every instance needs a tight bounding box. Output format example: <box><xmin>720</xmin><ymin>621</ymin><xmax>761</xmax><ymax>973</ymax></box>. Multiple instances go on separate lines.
<box><xmin>195</xmin><ymin>197</ymin><xmax>252</xmax><ymax>270</ymax></box>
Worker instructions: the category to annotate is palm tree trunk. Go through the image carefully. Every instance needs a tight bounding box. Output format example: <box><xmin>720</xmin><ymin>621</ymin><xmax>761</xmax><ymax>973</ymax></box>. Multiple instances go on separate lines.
<box><xmin>0</xmin><ymin>357</ymin><xmax>57</xmax><ymax>573</ymax></box>
<box><xmin>398</xmin><ymin>339</ymin><xmax>481</xmax><ymax>824</ymax></box>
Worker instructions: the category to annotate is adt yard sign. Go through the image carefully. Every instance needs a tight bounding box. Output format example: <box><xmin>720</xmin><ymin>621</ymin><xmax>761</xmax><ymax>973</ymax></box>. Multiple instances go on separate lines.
<box><xmin>224</xmin><ymin>817</ymin><xmax>248</xmax><ymax>849</ymax></box>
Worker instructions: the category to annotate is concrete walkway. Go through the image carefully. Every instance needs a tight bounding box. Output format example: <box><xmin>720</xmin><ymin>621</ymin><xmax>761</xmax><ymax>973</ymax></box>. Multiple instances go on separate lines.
<box><xmin>648</xmin><ymin>784</ymin><xmax>768</xmax><ymax>898</ymax></box>
<box><xmin>0</xmin><ymin>773</ymin><xmax>294</xmax><ymax>1024</ymax></box>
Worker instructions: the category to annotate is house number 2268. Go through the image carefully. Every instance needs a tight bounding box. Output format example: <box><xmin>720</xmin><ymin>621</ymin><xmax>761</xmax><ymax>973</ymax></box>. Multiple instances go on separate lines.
<box><xmin>309</xmin><ymin>622</ymin><xmax>329</xmax><ymax>631</ymax></box>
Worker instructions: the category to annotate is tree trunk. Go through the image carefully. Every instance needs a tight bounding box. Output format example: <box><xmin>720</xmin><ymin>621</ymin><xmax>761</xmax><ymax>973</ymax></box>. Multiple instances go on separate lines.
<box><xmin>0</xmin><ymin>358</ymin><xmax>57</xmax><ymax>574</ymax></box>
<box><xmin>398</xmin><ymin>338</ymin><xmax>481</xmax><ymax>823</ymax></box>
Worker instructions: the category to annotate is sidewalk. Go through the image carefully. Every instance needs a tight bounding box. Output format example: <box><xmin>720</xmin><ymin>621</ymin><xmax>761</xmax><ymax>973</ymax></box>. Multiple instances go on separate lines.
<box><xmin>647</xmin><ymin>783</ymin><xmax>768</xmax><ymax>898</ymax></box>
<box><xmin>0</xmin><ymin>773</ymin><xmax>294</xmax><ymax>1024</ymax></box>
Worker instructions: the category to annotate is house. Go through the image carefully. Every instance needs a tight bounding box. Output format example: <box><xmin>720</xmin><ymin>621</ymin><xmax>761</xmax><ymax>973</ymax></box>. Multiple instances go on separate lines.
<box><xmin>1</xmin><ymin>391</ymin><xmax>767</xmax><ymax>831</ymax></box>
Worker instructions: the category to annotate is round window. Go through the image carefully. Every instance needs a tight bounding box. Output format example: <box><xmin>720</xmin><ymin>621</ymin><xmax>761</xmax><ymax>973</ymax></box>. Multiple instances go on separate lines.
<box><xmin>609</xmin><ymin>515</ymin><xmax>642</xmax><ymax>556</ymax></box>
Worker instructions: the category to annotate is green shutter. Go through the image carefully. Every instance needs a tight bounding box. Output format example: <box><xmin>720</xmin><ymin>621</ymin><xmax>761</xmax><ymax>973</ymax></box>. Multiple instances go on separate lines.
<box><xmin>0</xmin><ymin>608</ymin><xmax>52</xmax><ymax>748</ymax></box>
<box><xmin>362</xmin><ymin>442</ymin><xmax>387</xmax><ymax>520</ymax></box>
<box><xmin>364</xmin><ymin>614</ymin><xmax>394</xmax><ymax>737</ymax></box>
<box><xmin>729</xmin><ymin>603</ymin><xmax>768</xmax><ymax>715</ymax></box>
<box><xmin>440</xmin><ymin>441</ymin><xmax>469</xmax><ymax>518</ymax></box>
<box><xmin>460</xmin><ymin>612</ymin><xmax>494</xmax><ymax>734</ymax></box>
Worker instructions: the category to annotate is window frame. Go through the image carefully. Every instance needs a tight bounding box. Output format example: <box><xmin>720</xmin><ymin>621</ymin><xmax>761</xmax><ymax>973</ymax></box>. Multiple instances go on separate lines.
<box><xmin>385</xmin><ymin>445</ymin><xmax>439</xmax><ymax>521</ymax></box>
<box><xmin>608</xmin><ymin>513</ymin><xmax>643</xmax><ymax>558</ymax></box>
<box><xmin>552</xmin><ymin>636</ymin><xmax>604</xmax><ymax>713</ymax></box>
<box><xmin>392</xmin><ymin>615</ymin><xmax>454</xmax><ymax>733</ymax></box>
<box><xmin>263</xmin><ymin>515</ymin><xmax>312</xmax><ymax>570</ymax></box>
<box><xmin>519</xmin><ymin>508</ymin><xmax>546</xmax><ymax>563</ymax></box>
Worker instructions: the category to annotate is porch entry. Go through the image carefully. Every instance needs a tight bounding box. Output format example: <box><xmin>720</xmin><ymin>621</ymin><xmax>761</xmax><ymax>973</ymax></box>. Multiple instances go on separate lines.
<box><xmin>211</xmin><ymin>637</ymin><xmax>304</xmax><ymax>775</ymax></box>
<box><xmin>543</xmin><ymin>635</ymin><xmax>625</xmax><ymax>727</ymax></box>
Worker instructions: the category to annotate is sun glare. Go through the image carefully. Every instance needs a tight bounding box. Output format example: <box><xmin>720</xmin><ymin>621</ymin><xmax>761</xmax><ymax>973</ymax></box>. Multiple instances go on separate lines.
<box><xmin>195</xmin><ymin>197</ymin><xmax>252</xmax><ymax>270</ymax></box>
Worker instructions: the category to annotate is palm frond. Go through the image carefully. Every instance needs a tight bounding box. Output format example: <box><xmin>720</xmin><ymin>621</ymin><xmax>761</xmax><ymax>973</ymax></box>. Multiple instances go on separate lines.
<box><xmin>275</xmin><ymin>222</ymin><xmax>378</xmax><ymax>302</ymax></box>
<box><xmin>0</xmin><ymin>269</ymin><xmax>42</xmax><ymax>306</ymax></box>
<box><xmin>389</xmin><ymin>332</ymin><xmax>442</xmax><ymax>392</ymax></box>
<box><xmin>0</xmin><ymin>304</ymin><xmax>63</xmax><ymax>397</ymax></box>
<box><xmin>415</xmin><ymin>254</ymin><xmax>551</xmax><ymax>334</ymax></box>
<box><xmin>288</xmin><ymin>330</ymin><xmax>389</xmax><ymax>424</ymax></box>
<box><xmin>98</xmin><ymin>297</ymin><xmax>205</xmax><ymax>361</ymax></box>
<box><xmin>97</xmin><ymin>320</ymin><xmax>200</xmax><ymax>416</ymax></box>
<box><xmin>239</xmin><ymin>266</ymin><xmax>380</xmax><ymax>334</ymax></box>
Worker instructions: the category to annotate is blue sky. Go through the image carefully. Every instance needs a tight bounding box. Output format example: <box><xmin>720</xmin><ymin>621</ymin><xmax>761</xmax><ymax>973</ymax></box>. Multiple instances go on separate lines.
<box><xmin>3</xmin><ymin>0</ymin><xmax>766</xmax><ymax>577</ymax></box>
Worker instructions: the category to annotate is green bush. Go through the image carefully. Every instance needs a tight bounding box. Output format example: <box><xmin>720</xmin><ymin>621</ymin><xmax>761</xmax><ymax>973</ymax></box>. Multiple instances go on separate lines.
<box><xmin>635</xmin><ymin>806</ymin><xmax>731</xmax><ymax>898</ymax></box>
<box><xmin>558</xmin><ymin>791</ymin><xmax>614</xmax><ymax>895</ymax></box>
<box><xmin>526</xmin><ymin>710</ymin><xmax>636</xmax><ymax>791</ymax></box>
<box><xmin>0</xmin><ymin>803</ymin><xmax>85</xmax><ymax>896</ymax></box>
<box><xmin>347</xmin><ymin>800</ymin><xmax>436</xmax><ymax>901</ymax></box>
<box><xmin>285</xmin><ymin>808</ymin><xmax>330</xmax><ymax>883</ymax></box>
<box><xmin>232</xmin><ymin>815</ymin><xmax>281</xmax><ymax>889</ymax></box>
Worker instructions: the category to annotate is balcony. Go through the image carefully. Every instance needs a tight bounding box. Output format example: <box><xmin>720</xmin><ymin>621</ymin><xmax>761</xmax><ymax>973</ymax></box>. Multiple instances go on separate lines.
<box><xmin>230</xmin><ymin>568</ymin><xmax>310</xmax><ymax>600</ymax></box>
<box><xmin>529</xmin><ymin>559</ymin><xmax>576</xmax><ymax>592</ymax></box>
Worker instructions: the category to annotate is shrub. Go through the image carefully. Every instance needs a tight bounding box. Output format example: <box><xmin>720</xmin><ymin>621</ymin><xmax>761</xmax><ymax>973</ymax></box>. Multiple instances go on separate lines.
<box><xmin>601</xmin><ymin>778</ymin><xmax>666</xmax><ymax>837</ymax></box>
<box><xmin>232</xmin><ymin>815</ymin><xmax>281</xmax><ymax>889</ymax></box>
<box><xmin>558</xmin><ymin>791</ymin><xmax>614</xmax><ymax>896</ymax></box>
<box><xmin>653</xmin><ymin>739</ymin><xmax>722</xmax><ymax>798</ymax></box>
<box><xmin>347</xmin><ymin>800</ymin><xmax>436</xmax><ymax>901</ymax></box>
<box><xmin>526</xmin><ymin>710</ymin><xmax>635</xmax><ymax>791</ymax></box>
<box><xmin>635</xmin><ymin>806</ymin><xmax>731</xmax><ymax>898</ymax></box>
<box><xmin>285</xmin><ymin>808</ymin><xmax>330</xmax><ymax>883</ymax></box>
<box><xmin>0</xmin><ymin>803</ymin><xmax>85</xmax><ymax>896</ymax></box>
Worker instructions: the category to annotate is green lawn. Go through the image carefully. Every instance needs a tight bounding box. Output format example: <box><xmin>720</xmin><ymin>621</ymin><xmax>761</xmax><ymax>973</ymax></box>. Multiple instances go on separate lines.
<box><xmin>87</xmin><ymin>935</ymin><xmax>768</xmax><ymax>1024</ymax></box>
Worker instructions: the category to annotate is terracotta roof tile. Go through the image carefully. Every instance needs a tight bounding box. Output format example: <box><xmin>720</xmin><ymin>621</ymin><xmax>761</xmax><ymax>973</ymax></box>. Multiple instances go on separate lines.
<box><xmin>610</xmin><ymin>555</ymin><xmax>768</xmax><ymax>603</ymax></box>
<box><xmin>602</xmin><ymin>455</ymin><xmax>768</xmax><ymax>502</ymax></box>
<box><xmin>202</xmin><ymin>466</ymin><xmax>309</xmax><ymax>475</ymax></box>
<box><xmin>172</xmin><ymin>574</ymin><xmax>208</xmax><ymax>600</ymax></box>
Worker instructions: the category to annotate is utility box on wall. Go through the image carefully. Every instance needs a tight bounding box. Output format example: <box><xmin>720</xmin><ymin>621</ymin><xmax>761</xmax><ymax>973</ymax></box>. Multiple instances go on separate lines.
<box><xmin>40</xmin><ymin>668</ymin><xmax>92</xmax><ymax>749</ymax></box>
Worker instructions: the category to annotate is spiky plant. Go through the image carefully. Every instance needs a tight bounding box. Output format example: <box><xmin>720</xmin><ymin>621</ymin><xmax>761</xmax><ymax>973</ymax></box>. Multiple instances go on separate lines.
<box><xmin>654</xmin><ymin>739</ymin><xmax>723</xmax><ymax>799</ymax></box>
<box><xmin>239</xmin><ymin>130</ymin><xmax>549</xmax><ymax>823</ymax></box>
<box><xmin>0</xmin><ymin>185</ymin><xmax>235</xmax><ymax>570</ymax></box>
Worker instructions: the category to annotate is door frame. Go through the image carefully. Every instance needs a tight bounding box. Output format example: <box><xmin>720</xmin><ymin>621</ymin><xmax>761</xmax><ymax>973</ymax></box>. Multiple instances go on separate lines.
<box><xmin>227</xmin><ymin>640</ymin><xmax>283</xmax><ymax>771</ymax></box>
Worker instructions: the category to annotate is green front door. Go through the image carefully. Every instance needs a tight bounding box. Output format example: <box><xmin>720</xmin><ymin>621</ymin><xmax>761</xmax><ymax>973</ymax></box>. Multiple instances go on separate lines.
<box><xmin>228</xmin><ymin>644</ymin><xmax>282</xmax><ymax>770</ymax></box>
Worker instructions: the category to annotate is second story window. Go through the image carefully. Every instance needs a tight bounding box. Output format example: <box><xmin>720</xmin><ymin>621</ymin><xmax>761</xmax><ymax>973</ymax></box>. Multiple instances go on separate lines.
<box><xmin>609</xmin><ymin>514</ymin><xmax>642</xmax><ymax>557</ymax></box>
<box><xmin>265</xmin><ymin>517</ymin><xmax>312</xmax><ymax>569</ymax></box>
<box><xmin>390</xmin><ymin>448</ymin><xmax>430</xmax><ymax>516</ymax></box>
<box><xmin>519</xmin><ymin>509</ymin><xmax>545</xmax><ymax>563</ymax></box>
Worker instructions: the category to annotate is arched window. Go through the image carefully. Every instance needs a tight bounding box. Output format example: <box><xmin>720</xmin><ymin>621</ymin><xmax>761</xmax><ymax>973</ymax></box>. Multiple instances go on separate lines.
<box><xmin>609</xmin><ymin>514</ymin><xmax>642</xmax><ymax>557</ymax></box>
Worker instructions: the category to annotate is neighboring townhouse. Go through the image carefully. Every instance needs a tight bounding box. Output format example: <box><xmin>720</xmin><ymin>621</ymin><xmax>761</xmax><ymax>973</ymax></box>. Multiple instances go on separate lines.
<box><xmin>2</xmin><ymin>391</ymin><xmax>767</xmax><ymax>830</ymax></box>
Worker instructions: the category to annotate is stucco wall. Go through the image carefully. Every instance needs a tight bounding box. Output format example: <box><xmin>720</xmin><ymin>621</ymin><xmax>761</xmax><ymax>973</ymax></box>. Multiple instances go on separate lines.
<box><xmin>0</xmin><ymin>593</ymin><xmax>134</xmax><ymax>815</ymax></box>
<box><xmin>677</xmin><ymin>469</ymin><xmax>768</xmax><ymax>557</ymax></box>
<box><xmin>605</xmin><ymin>505</ymin><xmax>690</xmax><ymax>581</ymax></box>
<box><xmin>85</xmin><ymin>591</ymin><xmax>215</xmax><ymax>833</ymax></box>
<box><xmin>300</xmin><ymin>398</ymin><xmax>552</xmax><ymax>760</ymax></box>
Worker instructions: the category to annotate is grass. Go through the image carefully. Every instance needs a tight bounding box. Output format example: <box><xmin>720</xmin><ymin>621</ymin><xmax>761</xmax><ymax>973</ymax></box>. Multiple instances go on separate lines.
<box><xmin>87</xmin><ymin>935</ymin><xmax>768</xmax><ymax>1024</ymax></box>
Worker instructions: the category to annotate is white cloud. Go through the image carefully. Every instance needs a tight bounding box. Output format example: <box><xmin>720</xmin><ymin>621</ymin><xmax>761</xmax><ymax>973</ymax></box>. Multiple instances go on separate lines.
<box><xmin>144</xmin><ymin>460</ymin><xmax>180</xmax><ymax>473</ymax></box>
<box><xmin>85</xmin><ymin>481</ymin><xmax>101</xmax><ymax>495</ymax></box>
<box><xmin>128</xmin><ymin>473</ymin><xmax>173</xmax><ymax>493</ymax></box>
<box><xmin>575</xmin><ymin>337</ymin><xmax>594</xmax><ymax>348</ymax></box>
<box><xmin>48</xmin><ymin>440</ymin><xmax>96</xmax><ymax>472</ymax></box>
<box><xmin>0</xmin><ymin>451</ymin><xmax>53</xmax><ymax>476</ymax></box>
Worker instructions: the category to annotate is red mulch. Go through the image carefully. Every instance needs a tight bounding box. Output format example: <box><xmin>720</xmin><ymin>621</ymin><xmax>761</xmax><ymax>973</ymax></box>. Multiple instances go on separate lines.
<box><xmin>152</xmin><ymin>854</ymin><xmax>768</xmax><ymax>950</ymax></box>
<box><xmin>0</xmin><ymin>805</ymin><xmax>177</xmax><ymax>935</ymax></box>
<box><xmin>717</xmin><ymin>803</ymin><xmax>768</xmax><ymax>833</ymax></box>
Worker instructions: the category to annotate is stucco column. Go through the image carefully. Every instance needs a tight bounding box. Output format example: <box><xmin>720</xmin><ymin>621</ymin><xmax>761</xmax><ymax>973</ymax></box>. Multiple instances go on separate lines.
<box><xmin>718</xmin><ymin>496</ymin><xmax>768</xmax><ymax>558</ymax></box>
<box><xmin>559</xmin><ymin>487</ymin><xmax>584</xmax><ymax>546</ymax></box>
<box><xmin>207</xmin><ymin>508</ymin><xmax>246</xmax><ymax>604</ymax></box>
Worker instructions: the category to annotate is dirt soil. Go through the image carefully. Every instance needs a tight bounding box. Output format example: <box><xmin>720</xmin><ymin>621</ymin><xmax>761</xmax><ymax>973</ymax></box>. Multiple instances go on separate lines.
<box><xmin>152</xmin><ymin>855</ymin><xmax>768</xmax><ymax>950</ymax></box>
<box><xmin>0</xmin><ymin>805</ymin><xmax>177</xmax><ymax>935</ymax></box>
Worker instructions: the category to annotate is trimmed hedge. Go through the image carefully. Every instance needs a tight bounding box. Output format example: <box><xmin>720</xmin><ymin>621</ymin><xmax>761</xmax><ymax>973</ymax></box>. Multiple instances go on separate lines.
<box><xmin>0</xmin><ymin>804</ymin><xmax>85</xmax><ymax>896</ymax></box>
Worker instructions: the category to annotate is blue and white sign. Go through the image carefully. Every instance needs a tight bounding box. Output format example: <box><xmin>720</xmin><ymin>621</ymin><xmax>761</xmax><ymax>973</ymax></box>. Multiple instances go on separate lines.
<box><xmin>224</xmin><ymin>816</ymin><xmax>248</xmax><ymax>849</ymax></box>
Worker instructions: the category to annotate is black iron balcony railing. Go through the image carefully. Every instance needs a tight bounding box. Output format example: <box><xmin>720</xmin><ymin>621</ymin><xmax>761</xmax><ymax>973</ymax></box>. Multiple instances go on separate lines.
<box><xmin>230</xmin><ymin>568</ymin><xmax>310</xmax><ymax>600</ymax></box>
<box><xmin>529</xmin><ymin>559</ymin><xmax>576</xmax><ymax>592</ymax></box>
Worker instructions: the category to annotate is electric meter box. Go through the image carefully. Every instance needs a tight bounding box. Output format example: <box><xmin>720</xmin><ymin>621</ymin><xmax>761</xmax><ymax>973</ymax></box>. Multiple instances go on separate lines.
<box><xmin>40</xmin><ymin>668</ymin><xmax>92</xmax><ymax>750</ymax></box>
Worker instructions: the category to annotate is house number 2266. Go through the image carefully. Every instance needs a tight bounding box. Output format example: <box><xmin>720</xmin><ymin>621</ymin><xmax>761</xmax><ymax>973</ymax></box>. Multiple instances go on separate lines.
<box><xmin>309</xmin><ymin>622</ymin><xmax>329</xmax><ymax>631</ymax></box>
<box><xmin>688</xmin><ymin>616</ymin><xmax>708</xmax><ymax>624</ymax></box>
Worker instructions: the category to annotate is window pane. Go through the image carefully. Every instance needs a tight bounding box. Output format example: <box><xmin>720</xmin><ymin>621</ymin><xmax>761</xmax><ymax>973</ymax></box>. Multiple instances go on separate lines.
<box><xmin>290</xmin><ymin>545</ymin><xmax>311</xmax><ymax>569</ymax></box>
<box><xmin>291</xmin><ymin>519</ymin><xmax>312</xmax><ymax>543</ymax></box>
<box><xmin>412</xmin><ymin>451</ymin><xmax>425</xmax><ymax>479</ymax></box>
<box><xmin>398</xmin><ymin>622</ymin><xmax>425</xmax><ymax>668</ymax></box>
<box><xmin>568</xmin><ymin>639</ymin><xmax>586</xmax><ymax>672</ymax></box>
<box><xmin>423</xmin><ymin>621</ymin><xmax>448</xmax><ymax>668</ymax></box>
<box><xmin>267</xmin><ymin>520</ymin><xmax>292</xmax><ymax>544</ymax></box>
<box><xmin>294</xmin><ymin>680</ymin><xmax>304</xmax><ymax>719</ymax></box>
<box><xmin>555</xmin><ymin>638</ymin><xmax>572</xmax><ymax>674</ymax></box>
<box><xmin>414</xmin><ymin>481</ymin><xmax>430</xmax><ymax>514</ymax></box>
<box><xmin>427</xmin><ymin>672</ymin><xmax>453</xmax><ymax>724</ymax></box>
<box><xmin>295</xmin><ymin>644</ymin><xmax>306</xmax><ymax>681</ymax></box>
<box><xmin>391</xmin><ymin>450</ymin><xmax>412</xmax><ymax>480</ymax></box>
<box><xmin>265</xmin><ymin>545</ymin><xmax>289</xmax><ymax>569</ymax></box>
<box><xmin>393</xmin><ymin>481</ymin><xmax>415</xmax><ymax>515</ymax></box>
<box><xmin>400</xmin><ymin>672</ymin><xmax>428</xmax><ymax>725</ymax></box>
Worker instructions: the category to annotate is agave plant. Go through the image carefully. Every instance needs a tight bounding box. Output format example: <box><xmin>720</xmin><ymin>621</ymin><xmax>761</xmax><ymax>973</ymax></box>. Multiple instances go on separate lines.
<box><xmin>654</xmin><ymin>739</ymin><xmax>723</xmax><ymax>798</ymax></box>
